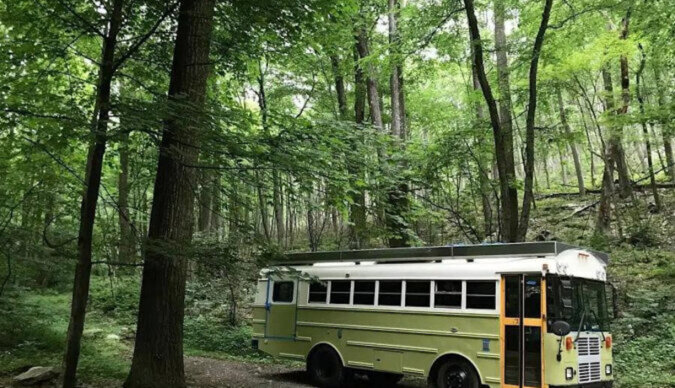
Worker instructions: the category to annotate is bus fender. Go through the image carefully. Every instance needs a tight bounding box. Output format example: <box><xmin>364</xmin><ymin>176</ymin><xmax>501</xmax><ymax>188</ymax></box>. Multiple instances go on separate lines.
<box><xmin>427</xmin><ymin>351</ymin><xmax>484</xmax><ymax>386</ymax></box>
<box><xmin>307</xmin><ymin>341</ymin><xmax>346</xmax><ymax>366</ymax></box>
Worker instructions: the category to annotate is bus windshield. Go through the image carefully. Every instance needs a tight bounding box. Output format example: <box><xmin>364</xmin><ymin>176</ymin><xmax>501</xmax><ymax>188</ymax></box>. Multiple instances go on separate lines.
<box><xmin>547</xmin><ymin>276</ymin><xmax>610</xmax><ymax>332</ymax></box>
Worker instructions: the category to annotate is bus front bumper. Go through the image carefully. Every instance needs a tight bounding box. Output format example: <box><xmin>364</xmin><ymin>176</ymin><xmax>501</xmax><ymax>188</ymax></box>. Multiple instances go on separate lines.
<box><xmin>551</xmin><ymin>383</ymin><xmax>613</xmax><ymax>388</ymax></box>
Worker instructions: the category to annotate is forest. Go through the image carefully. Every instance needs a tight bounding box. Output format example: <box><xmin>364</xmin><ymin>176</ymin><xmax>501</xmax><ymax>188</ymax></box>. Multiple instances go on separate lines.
<box><xmin>0</xmin><ymin>0</ymin><xmax>673</xmax><ymax>387</ymax></box>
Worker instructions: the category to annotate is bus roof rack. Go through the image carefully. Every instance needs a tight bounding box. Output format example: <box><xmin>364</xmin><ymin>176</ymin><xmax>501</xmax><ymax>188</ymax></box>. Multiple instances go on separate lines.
<box><xmin>276</xmin><ymin>242</ymin><xmax>609</xmax><ymax>265</ymax></box>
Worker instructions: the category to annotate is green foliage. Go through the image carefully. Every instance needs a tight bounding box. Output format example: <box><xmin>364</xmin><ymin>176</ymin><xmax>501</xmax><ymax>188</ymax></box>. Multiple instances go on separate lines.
<box><xmin>88</xmin><ymin>275</ymin><xmax>141</xmax><ymax>325</ymax></box>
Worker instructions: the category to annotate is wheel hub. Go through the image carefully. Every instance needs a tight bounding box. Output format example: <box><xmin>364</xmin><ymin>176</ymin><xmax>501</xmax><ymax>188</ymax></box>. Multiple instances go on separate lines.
<box><xmin>445</xmin><ymin>367</ymin><xmax>468</xmax><ymax>388</ymax></box>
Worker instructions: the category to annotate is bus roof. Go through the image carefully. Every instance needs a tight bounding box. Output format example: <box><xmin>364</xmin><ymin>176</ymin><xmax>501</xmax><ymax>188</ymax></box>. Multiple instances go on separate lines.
<box><xmin>275</xmin><ymin>242</ymin><xmax>609</xmax><ymax>265</ymax></box>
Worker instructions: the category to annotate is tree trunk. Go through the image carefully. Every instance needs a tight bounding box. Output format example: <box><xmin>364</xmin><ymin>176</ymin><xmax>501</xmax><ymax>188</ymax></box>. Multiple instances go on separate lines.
<box><xmin>124</xmin><ymin>1</ymin><xmax>216</xmax><ymax>387</ymax></box>
<box><xmin>118</xmin><ymin>131</ymin><xmax>134</xmax><ymax>261</ymax></box>
<box><xmin>62</xmin><ymin>1</ymin><xmax>124</xmax><ymax>386</ymax></box>
<box><xmin>272</xmin><ymin>170</ymin><xmax>284</xmax><ymax>245</ymax></box>
<box><xmin>210</xmin><ymin>170</ymin><xmax>221</xmax><ymax>236</ymax></box>
<box><xmin>472</xmin><ymin>63</ymin><xmax>494</xmax><ymax>239</ymax></box>
<box><xmin>349</xmin><ymin>37</ymin><xmax>369</xmax><ymax>249</ymax></box>
<box><xmin>464</xmin><ymin>0</ymin><xmax>518</xmax><ymax>242</ymax></box>
<box><xmin>516</xmin><ymin>0</ymin><xmax>553</xmax><ymax>241</ymax></box>
<box><xmin>386</xmin><ymin>0</ymin><xmax>410</xmax><ymax>248</ymax></box>
<box><xmin>355</xmin><ymin>27</ymin><xmax>383</xmax><ymax>130</ymax></box>
<box><xmin>577</xmin><ymin>100</ymin><xmax>597</xmax><ymax>187</ymax></box>
<box><xmin>557</xmin><ymin>89</ymin><xmax>585</xmax><ymax>194</ymax></box>
<box><xmin>490</xmin><ymin>0</ymin><xmax>519</xmax><ymax>242</ymax></box>
<box><xmin>558</xmin><ymin>143</ymin><xmax>568</xmax><ymax>186</ymax></box>
<box><xmin>601</xmin><ymin>66</ymin><xmax>631</xmax><ymax>197</ymax></box>
<box><xmin>613</xmin><ymin>14</ymin><xmax>634</xmax><ymax>197</ymax></box>
<box><xmin>636</xmin><ymin>45</ymin><xmax>661</xmax><ymax>211</ymax></box>
<box><xmin>330</xmin><ymin>55</ymin><xmax>348</xmax><ymax>119</ymax></box>
<box><xmin>653</xmin><ymin>66</ymin><xmax>674</xmax><ymax>181</ymax></box>
<box><xmin>389</xmin><ymin>0</ymin><xmax>403</xmax><ymax>139</ymax></box>
<box><xmin>198</xmin><ymin>170</ymin><xmax>212</xmax><ymax>232</ymax></box>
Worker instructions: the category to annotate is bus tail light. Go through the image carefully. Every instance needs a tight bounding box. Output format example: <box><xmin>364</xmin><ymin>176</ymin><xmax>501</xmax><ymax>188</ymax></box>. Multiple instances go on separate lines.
<box><xmin>565</xmin><ymin>336</ymin><xmax>574</xmax><ymax>350</ymax></box>
<box><xmin>565</xmin><ymin>367</ymin><xmax>574</xmax><ymax>380</ymax></box>
<box><xmin>605</xmin><ymin>336</ymin><xmax>612</xmax><ymax>349</ymax></box>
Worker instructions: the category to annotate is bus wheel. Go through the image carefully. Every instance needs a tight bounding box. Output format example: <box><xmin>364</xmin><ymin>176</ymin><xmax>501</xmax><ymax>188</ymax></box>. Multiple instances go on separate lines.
<box><xmin>307</xmin><ymin>346</ymin><xmax>350</xmax><ymax>388</ymax></box>
<box><xmin>367</xmin><ymin>371</ymin><xmax>403</xmax><ymax>386</ymax></box>
<box><xmin>435</xmin><ymin>359</ymin><xmax>479</xmax><ymax>388</ymax></box>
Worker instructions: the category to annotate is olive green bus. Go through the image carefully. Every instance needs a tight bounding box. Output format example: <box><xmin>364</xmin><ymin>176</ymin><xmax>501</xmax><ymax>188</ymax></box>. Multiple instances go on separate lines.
<box><xmin>251</xmin><ymin>242</ymin><xmax>614</xmax><ymax>388</ymax></box>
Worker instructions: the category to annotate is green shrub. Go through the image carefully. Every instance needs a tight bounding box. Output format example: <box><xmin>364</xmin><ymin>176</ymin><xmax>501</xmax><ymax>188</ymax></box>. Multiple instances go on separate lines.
<box><xmin>88</xmin><ymin>275</ymin><xmax>141</xmax><ymax>325</ymax></box>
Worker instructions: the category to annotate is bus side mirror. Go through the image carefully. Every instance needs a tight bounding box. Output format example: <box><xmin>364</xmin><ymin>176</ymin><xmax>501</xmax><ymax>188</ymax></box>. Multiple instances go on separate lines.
<box><xmin>551</xmin><ymin>320</ymin><xmax>571</xmax><ymax>336</ymax></box>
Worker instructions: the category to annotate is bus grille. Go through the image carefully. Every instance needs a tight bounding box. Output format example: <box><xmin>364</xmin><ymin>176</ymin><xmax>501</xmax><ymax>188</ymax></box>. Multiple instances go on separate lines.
<box><xmin>578</xmin><ymin>361</ymin><xmax>601</xmax><ymax>383</ymax></box>
<box><xmin>577</xmin><ymin>337</ymin><xmax>600</xmax><ymax>356</ymax></box>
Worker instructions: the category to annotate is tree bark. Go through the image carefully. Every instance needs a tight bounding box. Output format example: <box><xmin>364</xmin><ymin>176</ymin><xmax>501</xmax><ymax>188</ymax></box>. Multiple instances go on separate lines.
<box><xmin>557</xmin><ymin>89</ymin><xmax>585</xmax><ymax>194</ymax></box>
<box><xmin>601</xmin><ymin>66</ymin><xmax>631</xmax><ymax>197</ymax></box>
<box><xmin>636</xmin><ymin>45</ymin><xmax>661</xmax><ymax>211</ymax></box>
<box><xmin>62</xmin><ymin>1</ymin><xmax>124</xmax><ymax>386</ymax></box>
<box><xmin>386</xmin><ymin>0</ymin><xmax>410</xmax><ymax>248</ymax></box>
<box><xmin>577</xmin><ymin>100</ymin><xmax>597</xmax><ymax>187</ymax></box>
<box><xmin>355</xmin><ymin>27</ymin><xmax>383</xmax><ymax>130</ymax></box>
<box><xmin>272</xmin><ymin>170</ymin><xmax>284</xmax><ymax>245</ymax></box>
<box><xmin>124</xmin><ymin>0</ymin><xmax>216</xmax><ymax>386</ymax></box>
<box><xmin>118</xmin><ymin>130</ymin><xmax>134</xmax><ymax>261</ymax></box>
<box><xmin>472</xmin><ymin>63</ymin><xmax>494</xmax><ymax>239</ymax></box>
<box><xmin>614</xmin><ymin>14</ymin><xmax>633</xmax><ymax>197</ymax></box>
<box><xmin>210</xmin><ymin>170</ymin><xmax>221</xmax><ymax>236</ymax></box>
<box><xmin>653</xmin><ymin>66</ymin><xmax>674</xmax><ymax>181</ymax></box>
<box><xmin>516</xmin><ymin>0</ymin><xmax>553</xmax><ymax>241</ymax></box>
<box><xmin>348</xmin><ymin>49</ymin><xmax>367</xmax><ymax>248</ymax></box>
<box><xmin>389</xmin><ymin>0</ymin><xmax>403</xmax><ymax>139</ymax></box>
<box><xmin>198</xmin><ymin>170</ymin><xmax>212</xmax><ymax>232</ymax></box>
<box><xmin>464</xmin><ymin>0</ymin><xmax>518</xmax><ymax>242</ymax></box>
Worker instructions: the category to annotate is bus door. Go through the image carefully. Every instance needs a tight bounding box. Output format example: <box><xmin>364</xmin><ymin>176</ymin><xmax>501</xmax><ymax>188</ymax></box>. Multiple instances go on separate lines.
<box><xmin>264</xmin><ymin>279</ymin><xmax>298</xmax><ymax>339</ymax></box>
<box><xmin>501</xmin><ymin>274</ymin><xmax>545</xmax><ymax>388</ymax></box>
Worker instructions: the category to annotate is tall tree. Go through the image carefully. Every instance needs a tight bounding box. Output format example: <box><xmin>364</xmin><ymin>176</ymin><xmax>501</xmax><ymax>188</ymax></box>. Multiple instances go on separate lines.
<box><xmin>636</xmin><ymin>44</ymin><xmax>661</xmax><ymax>211</ymax></box>
<box><xmin>62</xmin><ymin>1</ymin><xmax>125</xmax><ymax>386</ymax></box>
<box><xmin>615</xmin><ymin>10</ymin><xmax>633</xmax><ymax>197</ymax></box>
<box><xmin>349</xmin><ymin>49</ymin><xmax>368</xmax><ymax>248</ymax></box>
<box><xmin>386</xmin><ymin>0</ymin><xmax>410</xmax><ymax>247</ymax></box>
<box><xmin>125</xmin><ymin>0</ymin><xmax>216</xmax><ymax>386</ymax></box>
<box><xmin>557</xmin><ymin>89</ymin><xmax>585</xmax><ymax>195</ymax></box>
<box><xmin>516</xmin><ymin>0</ymin><xmax>553</xmax><ymax>240</ymax></box>
<box><xmin>465</xmin><ymin>0</ymin><xmax>553</xmax><ymax>242</ymax></box>
<box><xmin>465</xmin><ymin>0</ymin><xmax>518</xmax><ymax>241</ymax></box>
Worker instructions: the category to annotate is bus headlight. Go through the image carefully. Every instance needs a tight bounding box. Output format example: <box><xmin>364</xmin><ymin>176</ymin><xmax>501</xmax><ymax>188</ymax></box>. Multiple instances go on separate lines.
<box><xmin>565</xmin><ymin>367</ymin><xmax>574</xmax><ymax>380</ymax></box>
<box><xmin>605</xmin><ymin>364</ymin><xmax>612</xmax><ymax>375</ymax></box>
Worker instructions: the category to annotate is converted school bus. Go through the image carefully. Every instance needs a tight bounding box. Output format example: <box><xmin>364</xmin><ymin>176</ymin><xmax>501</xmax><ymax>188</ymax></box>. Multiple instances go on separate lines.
<box><xmin>252</xmin><ymin>242</ymin><xmax>614</xmax><ymax>388</ymax></box>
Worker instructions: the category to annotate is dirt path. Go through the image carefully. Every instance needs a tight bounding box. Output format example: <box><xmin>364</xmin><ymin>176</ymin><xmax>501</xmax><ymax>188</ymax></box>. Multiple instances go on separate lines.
<box><xmin>185</xmin><ymin>356</ymin><xmax>426</xmax><ymax>388</ymax></box>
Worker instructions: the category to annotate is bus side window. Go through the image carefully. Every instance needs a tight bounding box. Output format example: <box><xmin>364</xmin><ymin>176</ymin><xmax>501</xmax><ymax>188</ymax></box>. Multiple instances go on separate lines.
<box><xmin>272</xmin><ymin>281</ymin><xmax>294</xmax><ymax>303</ymax></box>
<box><xmin>466</xmin><ymin>281</ymin><xmax>496</xmax><ymax>309</ymax></box>
<box><xmin>435</xmin><ymin>280</ymin><xmax>461</xmax><ymax>308</ymax></box>
<box><xmin>353</xmin><ymin>281</ymin><xmax>376</xmax><ymax>305</ymax></box>
<box><xmin>405</xmin><ymin>281</ymin><xmax>431</xmax><ymax>307</ymax></box>
<box><xmin>378</xmin><ymin>281</ymin><xmax>402</xmax><ymax>306</ymax></box>
<box><xmin>308</xmin><ymin>281</ymin><xmax>328</xmax><ymax>304</ymax></box>
<box><xmin>330</xmin><ymin>281</ymin><xmax>351</xmax><ymax>304</ymax></box>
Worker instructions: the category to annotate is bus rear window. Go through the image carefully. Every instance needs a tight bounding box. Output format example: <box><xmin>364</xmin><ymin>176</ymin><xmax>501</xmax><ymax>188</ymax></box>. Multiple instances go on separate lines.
<box><xmin>272</xmin><ymin>281</ymin><xmax>294</xmax><ymax>303</ymax></box>
<box><xmin>466</xmin><ymin>281</ymin><xmax>496</xmax><ymax>309</ymax></box>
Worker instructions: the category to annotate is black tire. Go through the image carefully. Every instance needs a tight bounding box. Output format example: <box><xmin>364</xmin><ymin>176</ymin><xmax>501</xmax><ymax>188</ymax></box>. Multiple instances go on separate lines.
<box><xmin>307</xmin><ymin>346</ymin><xmax>351</xmax><ymax>388</ymax></box>
<box><xmin>435</xmin><ymin>359</ymin><xmax>479</xmax><ymax>388</ymax></box>
<box><xmin>367</xmin><ymin>371</ymin><xmax>403</xmax><ymax>386</ymax></box>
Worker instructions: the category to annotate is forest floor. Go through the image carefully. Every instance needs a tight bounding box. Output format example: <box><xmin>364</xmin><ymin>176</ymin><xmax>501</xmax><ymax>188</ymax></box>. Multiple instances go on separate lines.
<box><xmin>184</xmin><ymin>356</ymin><xmax>425</xmax><ymax>388</ymax></box>
<box><xmin>1</xmin><ymin>192</ymin><xmax>674</xmax><ymax>387</ymax></box>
